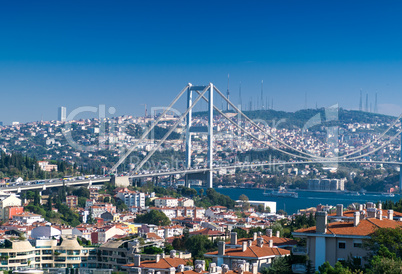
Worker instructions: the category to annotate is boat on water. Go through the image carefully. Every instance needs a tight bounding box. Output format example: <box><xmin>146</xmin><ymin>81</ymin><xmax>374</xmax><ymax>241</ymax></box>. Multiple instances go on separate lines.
<box><xmin>263</xmin><ymin>186</ymin><xmax>298</xmax><ymax>198</ymax></box>
<box><xmin>347</xmin><ymin>192</ymin><xmax>361</xmax><ymax>196</ymax></box>
<box><xmin>381</xmin><ymin>192</ymin><xmax>395</xmax><ymax>197</ymax></box>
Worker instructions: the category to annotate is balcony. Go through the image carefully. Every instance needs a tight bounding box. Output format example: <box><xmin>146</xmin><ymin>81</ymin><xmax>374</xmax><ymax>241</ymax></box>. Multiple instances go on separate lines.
<box><xmin>292</xmin><ymin>264</ymin><xmax>307</xmax><ymax>273</ymax></box>
<box><xmin>292</xmin><ymin>246</ymin><xmax>308</xmax><ymax>256</ymax></box>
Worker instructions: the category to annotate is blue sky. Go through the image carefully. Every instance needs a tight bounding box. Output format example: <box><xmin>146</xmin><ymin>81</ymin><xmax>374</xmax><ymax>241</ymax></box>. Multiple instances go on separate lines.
<box><xmin>1</xmin><ymin>1</ymin><xmax>402</xmax><ymax>124</ymax></box>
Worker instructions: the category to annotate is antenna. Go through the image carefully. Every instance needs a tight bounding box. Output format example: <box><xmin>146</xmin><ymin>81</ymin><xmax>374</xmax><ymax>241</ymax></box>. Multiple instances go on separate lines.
<box><xmin>365</xmin><ymin>93</ymin><xmax>369</xmax><ymax>112</ymax></box>
<box><xmin>141</xmin><ymin>104</ymin><xmax>147</xmax><ymax>117</ymax></box>
<box><xmin>261</xmin><ymin>80</ymin><xmax>264</xmax><ymax>110</ymax></box>
<box><xmin>374</xmin><ymin>92</ymin><xmax>378</xmax><ymax>113</ymax></box>
<box><xmin>359</xmin><ymin>89</ymin><xmax>362</xmax><ymax>111</ymax></box>
<box><xmin>227</xmin><ymin>74</ymin><xmax>230</xmax><ymax>111</ymax></box>
<box><xmin>239</xmin><ymin>81</ymin><xmax>242</xmax><ymax>109</ymax></box>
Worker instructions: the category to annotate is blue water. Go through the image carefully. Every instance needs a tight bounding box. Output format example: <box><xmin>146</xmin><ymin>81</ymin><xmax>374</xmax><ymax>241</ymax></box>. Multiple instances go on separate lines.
<box><xmin>211</xmin><ymin>188</ymin><xmax>401</xmax><ymax>214</ymax></box>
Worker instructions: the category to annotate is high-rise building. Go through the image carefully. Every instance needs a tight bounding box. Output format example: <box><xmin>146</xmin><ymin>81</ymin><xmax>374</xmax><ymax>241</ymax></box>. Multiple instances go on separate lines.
<box><xmin>58</xmin><ymin>106</ymin><xmax>66</xmax><ymax>122</ymax></box>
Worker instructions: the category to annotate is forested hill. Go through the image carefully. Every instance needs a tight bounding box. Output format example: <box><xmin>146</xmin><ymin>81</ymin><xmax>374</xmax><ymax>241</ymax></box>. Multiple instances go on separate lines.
<box><xmin>193</xmin><ymin>108</ymin><xmax>397</xmax><ymax>130</ymax></box>
<box><xmin>0</xmin><ymin>151</ymin><xmax>78</xmax><ymax>180</ymax></box>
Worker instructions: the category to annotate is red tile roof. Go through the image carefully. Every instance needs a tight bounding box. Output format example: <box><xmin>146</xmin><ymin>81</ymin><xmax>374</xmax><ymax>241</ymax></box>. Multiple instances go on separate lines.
<box><xmin>294</xmin><ymin>218</ymin><xmax>402</xmax><ymax>236</ymax></box>
<box><xmin>205</xmin><ymin>245</ymin><xmax>290</xmax><ymax>258</ymax></box>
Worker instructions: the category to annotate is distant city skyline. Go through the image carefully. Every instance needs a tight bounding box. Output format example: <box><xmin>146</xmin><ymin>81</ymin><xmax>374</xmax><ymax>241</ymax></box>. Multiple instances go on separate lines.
<box><xmin>1</xmin><ymin>1</ymin><xmax>402</xmax><ymax>124</ymax></box>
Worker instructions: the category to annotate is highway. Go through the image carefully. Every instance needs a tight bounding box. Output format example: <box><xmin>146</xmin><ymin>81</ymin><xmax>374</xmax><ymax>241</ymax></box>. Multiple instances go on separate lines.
<box><xmin>1</xmin><ymin>159</ymin><xmax>399</xmax><ymax>192</ymax></box>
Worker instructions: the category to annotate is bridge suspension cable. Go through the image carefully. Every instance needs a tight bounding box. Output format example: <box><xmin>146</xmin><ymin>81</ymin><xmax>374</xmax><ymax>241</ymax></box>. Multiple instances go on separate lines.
<box><xmin>110</xmin><ymin>84</ymin><xmax>190</xmax><ymax>173</ymax></box>
<box><xmin>212</xmin><ymin>86</ymin><xmax>325</xmax><ymax>160</ymax></box>
<box><xmin>339</xmin><ymin>113</ymin><xmax>402</xmax><ymax>159</ymax></box>
<box><xmin>132</xmin><ymin>85</ymin><xmax>211</xmax><ymax>173</ymax></box>
<box><xmin>193</xmin><ymin>89</ymin><xmax>315</xmax><ymax>160</ymax></box>
<box><xmin>214</xmin><ymin>85</ymin><xmax>402</xmax><ymax>162</ymax></box>
<box><xmin>344</xmin><ymin>129</ymin><xmax>402</xmax><ymax>160</ymax></box>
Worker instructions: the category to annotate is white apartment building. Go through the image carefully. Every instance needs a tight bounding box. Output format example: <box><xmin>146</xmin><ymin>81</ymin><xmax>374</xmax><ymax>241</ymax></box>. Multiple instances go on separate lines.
<box><xmin>154</xmin><ymin>197</ymin><xmax>178</xmax><ymax>208</ymax></box>
<box><xmin>0</xmin><ymin>236</ymin><xmax>96</xmax><ymax>271</ymax></box>
<box><xmin>116</xmin><ymin>191</ymin><xmax>145</xmax><ymax>208</ymax></box>
<box><xmin>12</xmin><ymin>212</ymin><xmax>45</xmax><ymax>225</ymax></box>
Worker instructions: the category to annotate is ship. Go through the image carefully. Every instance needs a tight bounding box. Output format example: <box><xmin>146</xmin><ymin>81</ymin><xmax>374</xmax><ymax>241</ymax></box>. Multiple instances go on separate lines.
<box><xmin>263</xmin><ymin>186</ymin><xmax>298</xmax><ymax>198</ymax></box>
<box><xmin>381</xmin><ymin>192</ymin><xmax>395</xmax><ymax>198</ymax></box>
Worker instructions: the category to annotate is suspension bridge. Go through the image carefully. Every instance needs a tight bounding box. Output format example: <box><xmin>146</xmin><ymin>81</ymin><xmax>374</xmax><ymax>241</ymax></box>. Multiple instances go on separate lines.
<box><xmin>4</xmin><ymin>83</ymin><xmax>402</xmax><ymax>193</ymax></box>
<box><xmin>109</xmin><ymin>83</ymin><xmax>402</xmax><ymax>190</ymax></box>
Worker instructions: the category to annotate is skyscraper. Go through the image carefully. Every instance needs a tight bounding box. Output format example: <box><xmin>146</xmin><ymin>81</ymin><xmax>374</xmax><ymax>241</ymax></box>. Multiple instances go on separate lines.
<box><xmin>58</xmin><ymin>106</ymin><xmax>66</xmax><ymax>122</ymax></box>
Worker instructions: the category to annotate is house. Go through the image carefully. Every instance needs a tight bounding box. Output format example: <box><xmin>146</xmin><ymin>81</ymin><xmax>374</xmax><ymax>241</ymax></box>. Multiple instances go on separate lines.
<box><xmin>205</xmin><ymin>238</ymin><xmax>290</xmax><ymax>271</ymax></box>
<box><xmin>292</xmin><ymin>203</ymin><xmax>402</xmax><ymax>271</ymax></box>
<box><xmin>227</xmin><ymin>230</ymin><xmax>297</xmax><ymax>251</ymax></box>
<box><xmin>0</xmin><ymin>193</ymin><xmax>21</xmax><ymax>221</ymax></box>
<box><xmin>123</xmin><ymin>251</ymin><xmax>191</xmax><ymax>274</ymax></box>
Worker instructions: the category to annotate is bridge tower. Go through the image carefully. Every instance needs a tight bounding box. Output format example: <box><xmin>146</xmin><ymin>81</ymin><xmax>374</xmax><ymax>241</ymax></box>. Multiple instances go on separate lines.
<box><xmin>185</xmin><ymin>84</ymin><xmax>214</xmax><ymax>188</ymax></box>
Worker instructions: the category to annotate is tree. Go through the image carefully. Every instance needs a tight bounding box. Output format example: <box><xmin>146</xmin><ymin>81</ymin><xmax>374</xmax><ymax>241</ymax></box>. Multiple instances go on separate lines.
<box><xmin>316</xmin><ymin>261</ymin><xmax>357</xmax><ymax>274</ymax></box>
<box><xmin>135</xmin><ymin>210</ymin><xmax>171</xmax><ymax>226</ymax></box>
<box><xmin>365</xmin><ymin>227</ymin><xmax>402</xmax><ymax>258</ymax></box>
<box><xmin>143</xmin><ymin>246</ymin><xmax>164</xmax><ymax>254</ymax></box>
<box><xmin>369</xmin><ymin>256</ymin><xmax>402</xmax><ymax>274</ymax></box>
<box><xmin>238</xmin><ymin>194</ymin><xmax>250</xmax><ymax>211</ymax></box>
<box><xmin>261</xmin><ymin>256</ymin><xmax>291</xmax><ymax>274</ymax></box>
<box><xmin>33</xmin><ymin>191</ymin><xmax>41</xmax><ymax>206</ymax></box>
<box><xmin>184</xmin><ymin>235</ymin><xmax>216</xmax><ymax>260</ymax></box>
<box><xmin>231</xmin><ymin>228</ymin><xmax>248</xmax><ymax>239</ymax></box>
<box><xmin>72</xmin><ymin>187</ymin><xmax>90</xmax><ymax>198</ymax></box>
<box><xmin>47</xmin><ymin>195</ymin><xmax>53</xmax><ymax>211</ymax></box>
<box><xmin>270</xmin><ymin>222</ymin><xmax>284</xmax><ymax>237</ymax></box>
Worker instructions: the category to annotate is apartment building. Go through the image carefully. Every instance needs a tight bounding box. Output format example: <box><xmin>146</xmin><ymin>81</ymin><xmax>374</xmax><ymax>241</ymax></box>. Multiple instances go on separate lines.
<box><xmin>12</xmin><ymin>212</ymin><xmax>45</xmax><ymax>225</ymax></box>
<box><xmin>155</xmin><ymin>197</ymin><xmax>178</xmax><ymax>208</ymax></box>
<box><xmin>0</xmin><ymin>235</ymin><xmax>96</xmax><ymax>271</ymax></box>
<box><xmin>149</xmin><ymin>207</ymin><xmax>205</xmax><ymax>220</ymax></box>
<box><xmin>292</xmin><ymin>203</ymin><xmax>402</xmax><ymax>271</ymax></box>
<box><xmin>205</xmin><ymin>238</ymin><xmax>290</xmax><ymax>270</ymax></box>
<box><xmin>116</xmin><ymin>190</ymin><xmax>145</xmax><ymax>208</ymax></box>
<box><xmin>66</xmin><ymin>196</ymin><xmax>78</xmax><ymax>208</ymax></box>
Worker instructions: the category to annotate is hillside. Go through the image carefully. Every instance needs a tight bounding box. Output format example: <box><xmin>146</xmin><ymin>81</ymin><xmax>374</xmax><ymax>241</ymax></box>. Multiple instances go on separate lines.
<box><xmin>193</xmin><ymin>108</ymin><xmax>398</xmax><ymax>130</ymax></box>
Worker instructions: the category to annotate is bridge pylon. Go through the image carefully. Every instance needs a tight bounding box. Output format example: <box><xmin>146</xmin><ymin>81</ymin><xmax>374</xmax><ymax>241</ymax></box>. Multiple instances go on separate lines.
<box><xmin>185</xmin><ymin>84</ymin><xmax>214</xmax><ymax>188</ymax></box>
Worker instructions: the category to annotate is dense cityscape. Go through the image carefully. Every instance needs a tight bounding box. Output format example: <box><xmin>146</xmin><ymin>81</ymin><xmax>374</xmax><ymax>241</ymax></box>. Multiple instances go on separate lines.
<box><xmin>3</xmin><ymin>1</ymin><xmax>402</xmax><ymax>274</ymax></box>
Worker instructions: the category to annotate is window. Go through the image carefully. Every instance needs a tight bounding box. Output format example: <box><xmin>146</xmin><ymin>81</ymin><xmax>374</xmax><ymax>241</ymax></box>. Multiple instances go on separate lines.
<box><xmin>337</xmin><ymin>258</ymin><xmax>346</xmax><ymax>266</ymax></box>
<box><xmin>353</xmin><ymin>240</ymin><xmax>362</xmax><ymax>248</ymax></box>
<box><xmin>338</xmin><ymin>242</ymin><xmax>346</xmax><ymax>249</ymax></box>
<box><xmin>352</xmin><ymin>256</ymin><xmax>362</xmax><ymax>266</ymax></box>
